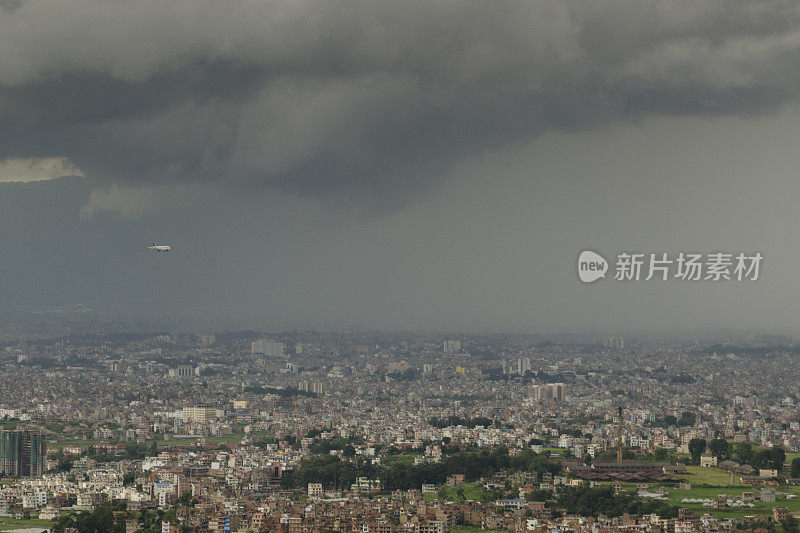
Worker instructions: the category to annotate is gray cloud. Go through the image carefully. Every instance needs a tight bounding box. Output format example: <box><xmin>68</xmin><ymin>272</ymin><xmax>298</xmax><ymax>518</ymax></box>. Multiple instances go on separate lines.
<box><xmin>2</xmin><ymin>0</ymin><xmax>800</xmax><ymax>210</ymax></box>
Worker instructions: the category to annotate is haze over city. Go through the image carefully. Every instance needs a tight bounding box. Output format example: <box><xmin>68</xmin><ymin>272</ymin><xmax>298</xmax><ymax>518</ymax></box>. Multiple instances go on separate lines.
<box><xmin>7</xmin><ymin>3</ymin><xmax>800</xmax><ymax>533</ymax></box>
<box><xmin>2</xmin><ymin>1</ymin><xmax>800</xmax><ymax>333</ymax></box>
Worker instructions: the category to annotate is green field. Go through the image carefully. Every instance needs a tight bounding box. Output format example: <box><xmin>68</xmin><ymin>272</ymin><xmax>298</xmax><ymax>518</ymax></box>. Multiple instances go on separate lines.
<box><xmin>683</xmin><ymin>465</ymin><xmax>740</xmax><ymax>486</ymax></box>
<box><xmin>641</xmin><ymin>465</ymin><xmax>800</xmax><ymax>518</ymax></box>
<box><xmin>665</xmin><ymin>486</ymin><xmax>800</xmax><ymax>518</ymax></box>
<box><xmin>47</xmin><ymin>439</ymin><xmax>98</xmax><ymax>451</ymax></box>
<box><xmin>0</xmin><ymin>517</ymin><xmax>50</xmax><ymax>531</ymax></box>
<box><xmin>543</xmin><ymin>447</ymin><xmax>564</xmax><ymax>455</ymax></box>
<box><xmin>439</xmin><ymin>482</ymin><xmax>495</xmax><ymax>502</ymax></box>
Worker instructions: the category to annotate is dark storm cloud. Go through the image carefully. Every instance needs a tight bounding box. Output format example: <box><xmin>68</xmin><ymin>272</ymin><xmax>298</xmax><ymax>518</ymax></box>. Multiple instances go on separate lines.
<box><xmin>2</xmin><ymin>0</ymin><xmax>800</xmax><ymax>207</ymax></box>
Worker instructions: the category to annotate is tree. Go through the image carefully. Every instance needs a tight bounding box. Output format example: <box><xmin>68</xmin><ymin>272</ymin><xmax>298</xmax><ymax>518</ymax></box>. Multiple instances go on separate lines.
<box><xmin>783</xmin><ymin>515</ymin><xmax>800</xmax><ymax>533</ymax></box>
<box><xmin>733</xmin><ymin>442</ymin><xmax>754</xmax><ymax>465</ymax></box>
<box><xmin>791</xmin><ymin>457</ymin><xmax>800</xmax><ymax>478</ymax></box>
<box><xmin>662</xmin><ymin>415</ymin><xmax>678</xmax><ymax>427</ymax></box>
<box><xmin>751</xmin><ymin>449</ymin><xmax>771</xmax><ymax>470</ymax></box>
<box><xmin>769</xmin><ymin>446</ymin><xmax>786</xmax><ymax>471</ymax></box>
<box><xmin>652</xmin><ymin>448</ymin><xmax>668</xmax><ymax>461</ymax></box>
<box><xmin>51</xmin><ymin>505</ymin><xmax>126</xmax><ymax>533</ymax></box>
<box><xmin>708</xmin><ymin>438</ymin><xmax>730</xmax><ymax>460</ymax></box>
<box><xmin>57</xmin><ymin>458</ymin><xmax>74</xmax><ymax>472</ymax></box>
<box><xmin>556</xmin><ymin>485</ymin><xmax>677</xmax><ymax>518</ymax></box>
<box><xmin>688</xmin><ymin>438</ymin><xmax>706</xmax><ymax>465</ymax></box>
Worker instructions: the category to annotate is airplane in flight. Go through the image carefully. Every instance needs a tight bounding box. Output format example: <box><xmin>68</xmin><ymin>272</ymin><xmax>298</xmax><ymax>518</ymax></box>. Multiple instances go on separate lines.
<box><xmin>148</xmin><ymin>243</ymin><xmax>172</xmax><ymax>253</ymax></box>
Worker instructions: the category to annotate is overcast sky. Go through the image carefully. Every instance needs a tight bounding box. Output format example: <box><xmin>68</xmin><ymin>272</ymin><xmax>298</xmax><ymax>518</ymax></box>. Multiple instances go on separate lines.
<box><xmin>2</xmin><ymin>0</ymin><xmax>800</xmax><ymax>333</ymax></box>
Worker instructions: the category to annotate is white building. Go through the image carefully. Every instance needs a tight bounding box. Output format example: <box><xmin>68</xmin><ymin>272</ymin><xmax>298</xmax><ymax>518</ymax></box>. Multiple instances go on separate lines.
<box><xmin>251</xmin><ymin>338</ymin><xmax>285</xmax><ymax>357</ymax></box>
<box><xmin>442</xmin><ymin>340</ymin><xmax>461</xmax><ymax>354</ymax></box>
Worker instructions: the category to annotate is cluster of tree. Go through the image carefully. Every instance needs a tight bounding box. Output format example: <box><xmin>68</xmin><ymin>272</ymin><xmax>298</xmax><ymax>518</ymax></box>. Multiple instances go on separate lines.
<box><xmin>688</xmin><ymin>439</ymin><xmax>707</xmax><ymax>465</ymax></box>
<box><xmin>592</xmin><ymin>448</ymin><xmax>637</xmax><ymax>463</ymax></box>
<box><xmin>792</xmin><ymin>457</ymin><xmax>800</xmax><ymax>479</ymax></box>
<box><xmin>556</xmin><ymin>485</ymin><xmax>678</xmax><ymax>519</ymax></box>
<box><xmin>309</xmin><ymin>436</ymin><xmax>364</xmax><ymax>455</ymax></box>
<box><xmin>51</xmin><ymin>505</ymin><xmax>127</xmax><ymax>533</ymax></box>
<box><xmin>732</xmin><ymin>443</ymin><xmax>785</xmax><ymax>470</ymax></box>
<box><xmin>387</xmin><ymin>368</ymin><xmax>419</xmax><ymax>381</ymax></box>
<box><xmin>784</xmin><ymin>514</ymin><xmax>800</xmax><ymax>533</ymax></box>
<box><xmin>18</xmin><ymin>356</ymin><xmax>62</xmax><ymax>368</ymax></box>
<box><xmin>707</xmin><ymin>438</ymin><xmax>731</xmax><ymax>459</ymax></box>
<box><xmin>281</xmin><ymin>455</ymin><xmax>380</xmax><ymax>490</ymax></box>
<box><xmin>428</xmin><ymin>416</ymin><xmax>493</xmax><ymax>429</ymax></box>
<box><xmin>482</xmin><ymin>367</ymin><xmax>508</xmax><ymax>380</ymax></box>
<box><xmin>51</xmin><ymin>495</ymin><xmax>195</xmax><ymax>532</ymax></box>
<box><xmin>283</xmin><ymin>446</ymin><xmax>561</xmax><ymax>492</ymax></box>
<box><xmin>242</xmin><ymin>385</ymin><xmax>317</xmax><ymax>398</ymax></box>
<box><xmin>689</xmin><ymin>440</ymin><xmax>786</xmax><ymax>470</ymax></box>
<box><xmin>252</xmin><ymin>434</ymin><xmax>303</xmax><ymax>449</ymax></box>
<box><xmin>88</xmin><ymin>442</ymin><xmax>157</xmax><ymax>462</ymax></box>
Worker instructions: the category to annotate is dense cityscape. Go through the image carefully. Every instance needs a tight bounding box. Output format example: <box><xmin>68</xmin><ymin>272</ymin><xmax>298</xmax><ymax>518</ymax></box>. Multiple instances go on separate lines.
<box><xmin>4</xmin><ymin>1</ymin><xmax>800</xmax><ymax>532</ymax></box>
<box><xmin>0</xmin><ymin>326</ymin><xmax>799</xmax><ymax>532</ymax></box>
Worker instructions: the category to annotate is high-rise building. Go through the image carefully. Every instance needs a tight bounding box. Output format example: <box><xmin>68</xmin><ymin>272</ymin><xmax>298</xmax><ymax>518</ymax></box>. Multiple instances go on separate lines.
<box><xmin>298</xmin><ymin>380</ymin><xmax>325</xmax><ymax>395</ymax></box>
<box><xmin>251</xmin><ymin>338</ymin><xmax>285</xmax><ymax>357</ymax></box>
<box><xmin>442</xmin><ymin>340</ymin><xmax>461</xmax><ymax>354</ymax></box>
<box><xmin>603</xmin><ymin>336</ymin><xmax>625</xmax><ymax>350</ymax></box>
<box><xmin>168</xmin><ymin>365</ymin><xmax>194</xmax><ymax>378</ymax></box>
<box><xmin>198</xmin><ymin>334</ymin><xmax>216</xmax><ymax>348</ymax></box>
<box><xmin>530</xmin><ymin>383</ymin><xmax>566</xmax><ymax>405</ymax></box>
<box><xmin>0</xmin><ymin>430</ymin><xmax>46</xmax><ymax>477</ymax></box>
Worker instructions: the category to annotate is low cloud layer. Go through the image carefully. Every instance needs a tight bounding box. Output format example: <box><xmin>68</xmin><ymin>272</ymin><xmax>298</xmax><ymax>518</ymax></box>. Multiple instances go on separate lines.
<box><xmin>0</xmin><ymin>157</ymin><xmax>84</xmax><ymax>183</ymax></box>
<box><xmin>2</xmin><ymin>0</ymin><xmax>800</xmax><ymax>213</ymax></box>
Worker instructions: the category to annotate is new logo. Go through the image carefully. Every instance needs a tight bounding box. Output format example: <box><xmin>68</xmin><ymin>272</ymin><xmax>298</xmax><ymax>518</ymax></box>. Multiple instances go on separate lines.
<box><xmin>577</xmin><ymin>250</ymin><xmax>608</xmax><ymax>283</ymax></box>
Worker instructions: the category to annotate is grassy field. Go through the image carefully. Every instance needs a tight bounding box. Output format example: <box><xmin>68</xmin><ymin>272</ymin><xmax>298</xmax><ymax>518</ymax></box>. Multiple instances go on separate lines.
<box><xmin>594</xmin><ymin>466</ymin><xmax>800</xmax><ymax>519</ymax></box>
<box><xmin>0</xmin><ymin>517</ymin><xmax>50</xmax><ymax>531</ymax></box>
<box><xmin>47</xmin><ymin>439</ymin><xmax>99</xmax><ymax>451</ymax></box>
<box><xmin>439</xmin><ymin>482</ymin><xmax>495</xmax><ymax>502</ymax></box>
<box><xmin>543</xmin><ymin>447</ymin><xmax>564</xmax><ymax>455</ymax></box>
<box><xmin>683</xmin><ymin>465</ymin><xmax>740</xmax><ymax>486</ymax></box>
<box><xmin>646</xmin><ymin>466</ymin><xmax>800</xmax><ymax>518</ymax></box>
<box><xmin>664</xmin><ymin>486</ymin><xmax>800</xmax><ymax>518</ymax></box>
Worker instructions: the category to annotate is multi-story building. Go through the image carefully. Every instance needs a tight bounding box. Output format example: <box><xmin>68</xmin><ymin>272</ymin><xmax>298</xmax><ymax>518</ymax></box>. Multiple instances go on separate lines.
<box><xmin>442</xmin><ymin>340</ymin><xmax>461</xmax><ymax>354</ymax></box>
<box><xmin>182</xmin><ymin>405</ymin><xmax>217</xmax><ymax>424</ymax></box>
<box><xmin>251</xmin><ymin>339</ymin><xmax>285</xmax><ymax>357</ymax></box>
<box><xmin>0</xmin><ymin>430</ymin><xmax>46</xmax><ymax>478</ymax></box>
